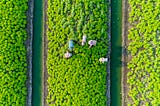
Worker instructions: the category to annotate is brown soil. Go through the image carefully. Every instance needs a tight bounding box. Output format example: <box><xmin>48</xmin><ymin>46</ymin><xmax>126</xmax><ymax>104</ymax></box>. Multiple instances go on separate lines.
<box><xmin>121</xmin><ymin>0</ymin><xmax>131</xmax><ymax>105</ymax></box>
<box><xmin>42</xmin><ymin>0</ymin><xmax>49</xmax><ymax>105</ymax></box>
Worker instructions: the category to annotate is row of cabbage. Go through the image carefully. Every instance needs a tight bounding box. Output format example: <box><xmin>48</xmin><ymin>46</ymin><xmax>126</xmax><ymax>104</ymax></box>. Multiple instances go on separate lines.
<box><xmin>0</xmin><ymin>0</ymin><xmax>28</xmax><ymax>105</ymax></box>
<box><xmin>127</xmin><ymin>0</ymin><xmax>160</xmax><ymax>105</ymax></box>
<box><xmin>47</xmin><ymin>0</ymin><xmax>109</xmax><ymax>105</ymax></box>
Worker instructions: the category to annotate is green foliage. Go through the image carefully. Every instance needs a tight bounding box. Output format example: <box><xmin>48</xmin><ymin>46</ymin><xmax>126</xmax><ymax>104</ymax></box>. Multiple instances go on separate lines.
<box><xmin>47</xmin><ymin>0</ymin><xmax>109</xmax><ymax>105</ymax></box>
<box><xmin>0</xmin><ymin>0</ymin><xmax>28</xmax><ymax>105</ymax></box>
<box><xmin>127</xmin><ymin>0</ymin><xmax>160</xmax><ymax>105</ymax></box>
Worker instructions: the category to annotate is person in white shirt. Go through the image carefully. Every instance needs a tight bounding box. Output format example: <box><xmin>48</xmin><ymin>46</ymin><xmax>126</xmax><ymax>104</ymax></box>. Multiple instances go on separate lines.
<box><xmin>99</xmin><ymin>57</ymin><xmax>108</xmax><ymax>63</ymax></box>
<box><xmin>82</xmin><ymin>35</ymin><xmax>87</xmax><ymax>46</ymax></box>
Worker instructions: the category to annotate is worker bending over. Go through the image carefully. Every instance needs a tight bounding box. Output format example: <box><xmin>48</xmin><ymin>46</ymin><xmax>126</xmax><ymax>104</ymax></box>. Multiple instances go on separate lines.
<box><xmin>88</xmin><ymin>40</ymin><xmax>97</xmax><ymax>48</ymax></box>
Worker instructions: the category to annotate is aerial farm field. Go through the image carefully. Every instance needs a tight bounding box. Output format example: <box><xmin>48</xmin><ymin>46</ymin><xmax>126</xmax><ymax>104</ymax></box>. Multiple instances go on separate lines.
<box><xmin>45</xmin><ymin>0</ymin><xmax>110</xmax><ymax>105</ymax></box>
<box><xmin>0</xmin><ymin>0</ymin><xmax>29</xmax><ymax>106</ymax></box>
<box><xmin>0</xmin><ymin>0</ymin><xmax>159</xmax><ymax>106</ymax></box>
<box><xmin>122</xmin><ymin>0</ymin><xmax>160</xmax><ymax>106</ymax></box>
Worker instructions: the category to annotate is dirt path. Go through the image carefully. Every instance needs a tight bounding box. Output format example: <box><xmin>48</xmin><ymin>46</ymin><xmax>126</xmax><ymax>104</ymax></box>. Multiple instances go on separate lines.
<box><xmin>42</xmin><ymin>0</ymin><xmax>48</xmax><ymax>105</ymax></box>
<box><xmin>121</xmin><ymin>0</ymin><xmax>130</xmax><ymax>105</ymax></box>
<box><xmin>106</xmin><ymin>0</ymin><xmax>111</xmax><ymax>105</ymax></box>
<box><xmin>26</xmin><ymin>0</ymin><xmax>33</xmax><ymax>105</ymax></box>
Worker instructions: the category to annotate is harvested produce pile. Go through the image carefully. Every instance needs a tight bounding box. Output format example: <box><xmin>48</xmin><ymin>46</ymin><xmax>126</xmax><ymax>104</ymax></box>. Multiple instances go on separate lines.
<box><xmin>47</xmin><ymin>0</ymin><xmax>109</xmax><ymax>105</ymax></box>
<box><xmin>0</xmin><ymin>0</ymin><xmax>28</xmax><ymax>105</ymax></box>
<box><xmin>127</xmin><ymin>0</ymin><xmax>160</xmax><ymax>105</ymax></box>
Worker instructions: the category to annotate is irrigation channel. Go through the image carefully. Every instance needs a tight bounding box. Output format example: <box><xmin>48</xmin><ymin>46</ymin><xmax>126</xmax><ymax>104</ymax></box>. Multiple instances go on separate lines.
<box><xmin>110</xmin><ymin>0</ymin><xmax>122</xmax><ymax>106</ymax></box>
<box><xmin>32</xmin><ymin>0</ymin><xmax>43</xmax><ymax>105</ymax></box>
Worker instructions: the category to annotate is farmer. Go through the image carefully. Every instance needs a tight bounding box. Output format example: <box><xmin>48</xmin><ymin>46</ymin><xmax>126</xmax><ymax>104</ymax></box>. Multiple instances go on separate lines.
<box><xmin>99</xmin><ymin>57</ymin><xmax>108</xmax><ymax>63</ymax></box>
<box><xmin>69</xmin><ymin>40</ymin><xmax>74</xmax><ymax>51</ymax></box>
<box><xmin>88</xmin><ymin>40</ymin><xmax>97</xmax><ymax>48</ymax></box>
<box><xmin>82</xmin><ymin>35</ymin><xmax>87</xmax><ymax>46</ymax></box>
<box><xmin>64</xmin><ymin>51</ymin><xmax>72</xmax><ymax>58</ymax></box>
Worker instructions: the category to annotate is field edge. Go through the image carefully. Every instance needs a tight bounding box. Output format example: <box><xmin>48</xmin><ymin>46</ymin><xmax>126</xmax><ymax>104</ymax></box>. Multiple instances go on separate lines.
<box><xmin>106</xmin><ymin>0</ymin><xmax>111</xmax><ymax>105</ymax></box>
<box><xmin>121</xmin><ymin>0</ymin><xmax>129</xmax><ymax>105</ymax></box>
<box><xmin>26</xmin><ymin>0</ymin><xmax>34</xmax><ymax>105</ymax></box>
<box><xmin>42</xmin><ymin>0</ymin><xmax>49</xmax><ymax>105</ymax></box>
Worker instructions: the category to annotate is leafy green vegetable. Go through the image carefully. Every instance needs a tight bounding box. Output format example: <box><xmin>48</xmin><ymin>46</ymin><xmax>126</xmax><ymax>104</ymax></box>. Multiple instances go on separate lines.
<box><xmin>47</xmin><ymin>0</ymin><xmax>109</xmax><ymax>105</ymax></box>
<box><xmin>127</xmin><ymin>0</ymin><xmax>160</xmax><ymax>105</ymax></box>
<box><xmin>0</xmin><ymin>0</ymin><xmax>28</xmax><ymax>105</ymax></box>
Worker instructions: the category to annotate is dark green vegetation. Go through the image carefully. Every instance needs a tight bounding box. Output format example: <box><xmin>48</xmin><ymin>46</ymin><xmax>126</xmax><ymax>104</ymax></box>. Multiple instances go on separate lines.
<box><xmin>32</xmin><ymin>0</ymin><xmax>43</xmax><ymax>105</ymax></box>
<box><xmin>110</xmin><ymin>0</ymin><xmax>122</xmax><ymax>106</ymax></box>
<box><xmin>47</xmin><ymin>0</ymin><xmax>109</xmax><ymax>105</ymax></box>
<box><xmin>0</xmin><ymin>0</ymin><xmax>28</xmax><ymax>105</ymax></box>
<box><xmin>127</xmin><ymin>0</ymin><xmax>160</xmax><ymax>105</ymax></box>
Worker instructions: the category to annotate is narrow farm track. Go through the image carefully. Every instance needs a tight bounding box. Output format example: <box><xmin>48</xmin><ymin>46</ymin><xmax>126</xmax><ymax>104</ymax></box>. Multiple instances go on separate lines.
<box><xmin>110</xmin><ymin>0</ymin><xmax>122</xmax><ymax>106</ymax></box>
<box><xmin>26</xmin><ymin>0</ymin><xmax>34</xmax><ymax>105</ymax></box>
<box><xmin>42</xmin><ymin>0</ymin><xmax>49</xmax><ymax>105</ymax></box>
<box><xmin>32</xmin><ymin>0</ymin><xmax>43</xmax><ymax>105</ymax></box>
<box><xmin>122</xmin><ymin>0</ymin><xmax>129</xmax><ymax>105</ymax></box>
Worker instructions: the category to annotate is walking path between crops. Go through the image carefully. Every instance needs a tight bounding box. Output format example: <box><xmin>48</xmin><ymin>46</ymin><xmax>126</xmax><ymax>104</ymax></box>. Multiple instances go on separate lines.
<box><xmin>42</xmin><ymin>0</ymin><xmax>48</xmax><ymax>105</ymax></box>
<box><xmin>26</xmin><ymin>0</ymin><xmax>33</xmax><ymax>105</ymax></box>
<box><xmin>122</xmin><ymin>0</ymin><xmax>130</xmax><ymax>105</ymax></box>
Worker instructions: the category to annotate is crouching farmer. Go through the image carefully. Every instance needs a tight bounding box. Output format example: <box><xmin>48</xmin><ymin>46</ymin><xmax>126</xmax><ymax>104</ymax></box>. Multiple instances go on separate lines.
<box><xmin>69</xmin><ymin>40</ymin><xmax>74</xmax><ymax>51</ymax></box>
<box><xmin>99</xmin><ymin>57</ymin><xmax>108</xmax><ymax>63</ymax></box>
<box><xmin>64</xmin><ymin>51</ymin><xmax>72</xmax><ymax>59</ymax></box>
<box><xmin>88</xmin><ymin>40</ymin><xmax>97</xmax><ymax>48</ymax></box>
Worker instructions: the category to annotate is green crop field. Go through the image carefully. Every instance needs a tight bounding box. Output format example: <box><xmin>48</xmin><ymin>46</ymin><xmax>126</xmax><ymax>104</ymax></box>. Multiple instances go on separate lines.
<box><xmin>1</xmin><ymin>0</ymin><xmax>159</xmax><ymax>105</ymax></box>
<box><xmin>46</xmin><ymin>0</ymin><xmax>109</xmax><ymax>105</ymax></box>
<box><xmin>127</xmin><ymin>0</ymin><xmax>160</xmax><ymax>105</ymax></box>
<box><xmin>0</xmin><ymin>0</ymin><xmax>28</xmax><ymax>105</ymax></box>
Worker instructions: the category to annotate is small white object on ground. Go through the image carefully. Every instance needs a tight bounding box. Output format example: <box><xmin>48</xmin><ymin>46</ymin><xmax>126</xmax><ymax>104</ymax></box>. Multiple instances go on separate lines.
<box><xmin>82</xmin><ymin>35</ymin><xmax>87</xmax><ymax>46</ymax></box>
<box><xmin>88</xmin><ymin>40</ymin><xmax>97</xmax><ymax>48</ymax></box>
<box><xmin>99</xmin><ymin>57</ymin><xmax>108</xmax><ymax>63</ymax></box>
<box><xmin>64</xmin><ymin>51</ymin><xmax>72</xmax><ymax>58</ymax></box>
